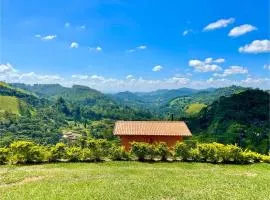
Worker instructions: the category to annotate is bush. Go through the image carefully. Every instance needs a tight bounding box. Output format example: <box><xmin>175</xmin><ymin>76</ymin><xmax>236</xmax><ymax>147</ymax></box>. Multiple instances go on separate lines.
<box><xmin>66</xmin><ymin>147</ymin><xmax>83</xmax><ymax>162</ymax></box>
<box><xmin>9</xmin><ymin>141</ymin><xmax>45</xmax><ymax>164</ymax></box>
<box><xmin>109</xmin><ymin>145</ymin><xmax>130</xmax><ymax>161</ymax></box>
<box><xmin>50</xmin><ymin>143</ymin><xmax>67</xmax><ymax>162</ymax></box>
<box><xmin>80</xmin><ymin>148</ymin><xmax>94</xmax><ymax>161</ymax></box>
<box><xmin>174</xmin><ymin>142</ymin><xmax>192</xmax><ymax>161</ymax></box>
<box><xmin>153</xmin><ymin>142</ymin><xmax>171</xmax><ymax>161</ymax></box>
<box><xmin>240</xmin><ymin>150</ymin><xmax>262</xmax><ymax>164</ymax></box>
<box><xmin>86</xmin><ymin>139</ymin><xmax>112</xmax><ymax>161</ymax></box>
<box><xmin>0</xmin><ymin>147</ymin><xmax>9</xmax><ymax>164</ymax></box>
<box><xmin>131</xmin><ymin>142</ymin><xmax>153</xmax><ymax>161</ymax></box>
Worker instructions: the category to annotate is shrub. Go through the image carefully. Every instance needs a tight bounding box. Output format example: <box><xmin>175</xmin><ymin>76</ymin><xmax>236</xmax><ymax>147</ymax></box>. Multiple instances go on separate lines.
<box><xmin>50</xmin><ymin>143</ymin><xmax>67</xmax><ymax>162</ymax></box>
<box><xmin>66</xmin><ymin>147</ymin><xmax>83</xmax><ymax>162</ymax></box>
<box><xmin>153</xmin><ymin>142</ymin><xmax>171</xmax><ymax>161</ymax></box>
<box><xmin>174</xmin><ymin>142</ymin><xmax>192</xmax><ymax>161</ymax></box>
<box><xmin>0</xmin><ymin>147</ymin><xmax>9</xmax><ymax>165</ymax></box>
<box><xmin>261</xmin><ymin>155</ymin><xmax>270</xmax><ymax>163</ymax></box>
<box><xmin>86</xmin><ymin>139</ymin><xmax>112</xmax><ymax>161</ymax></box>
<box><xmin>109</xmin><ymin>145</ymin><xmax>130</xmax><ymax>161</ymax></box>
<box><xmin>80</xmin><ymin>148</ymin><xmax>94</xmax><ymax>161</ymax></box>
<box><xmin>9</xmin><ymin>141</ymin><xmax>45</xmax><ymax>164</ymax></box>
<box><xmin>240</xmin><ymin>150</ymin><xmax>262</xmax><ymax>164</ymax></box>
<box><xmin>131</xmin><ymin>142</ymin><xmax>153</xmax><ymax>161</ymax></box>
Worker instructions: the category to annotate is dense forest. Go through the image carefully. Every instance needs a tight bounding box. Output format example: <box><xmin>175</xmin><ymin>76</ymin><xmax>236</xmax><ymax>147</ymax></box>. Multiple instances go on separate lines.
<box><xmin>0</xmin><ymin>81</ymin><xmax>269</xmax><ymax>153</ymax></box>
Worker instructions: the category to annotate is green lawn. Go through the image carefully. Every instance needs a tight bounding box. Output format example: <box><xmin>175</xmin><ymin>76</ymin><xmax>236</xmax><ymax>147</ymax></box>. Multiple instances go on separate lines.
<box><xmin>185</xmin><ymin>103</ymin><xmax>207</xmax><ymax>115</ymax></box>
<box><xmin>0</xmin><ymin>95</ymin><xmax>20</xmax><ymax>115</ymax></box>
<box><xmin>0</xmin><ymin>162</ymin><xmax>269</xmax><ymax>200</ymax></box>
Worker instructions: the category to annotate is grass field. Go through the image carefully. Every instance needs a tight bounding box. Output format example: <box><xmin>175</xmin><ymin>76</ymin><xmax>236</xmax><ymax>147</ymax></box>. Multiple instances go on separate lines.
<box><xmin>0</xmin><ymin>96</ymin><xmax>20</xmax><ymax>114</ymax></box>
<box><xmin>185</xmin><ymin>103</ymin><xmax>207</xmax><ymax>115</ymax></box>
<box><xmin>0</xmin><ymin>162</ymin><xmax>269</xmax><ymax>200</ymax></box>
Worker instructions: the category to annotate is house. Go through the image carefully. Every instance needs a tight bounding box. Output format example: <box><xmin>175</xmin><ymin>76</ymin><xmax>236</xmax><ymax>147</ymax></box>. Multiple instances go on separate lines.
<box><xmin>113</xmin><ymin>121</ymin><xmax>192</xmax><ymax>150</ymax></box>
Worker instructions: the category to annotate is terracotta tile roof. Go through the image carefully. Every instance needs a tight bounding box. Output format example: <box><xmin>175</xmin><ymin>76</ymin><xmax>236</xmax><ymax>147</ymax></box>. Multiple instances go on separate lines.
<box><xmin>113</xmin><ymin>121</ymin><xmax>192</xmax><ymax>136</ymax></box>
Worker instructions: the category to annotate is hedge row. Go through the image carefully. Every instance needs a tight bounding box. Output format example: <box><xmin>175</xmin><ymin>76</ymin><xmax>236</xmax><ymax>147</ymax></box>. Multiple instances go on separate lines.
<box><xmin>0</xmin><ymin>140</ymin><xmax>269</xmax><ymax>164</ymax></box>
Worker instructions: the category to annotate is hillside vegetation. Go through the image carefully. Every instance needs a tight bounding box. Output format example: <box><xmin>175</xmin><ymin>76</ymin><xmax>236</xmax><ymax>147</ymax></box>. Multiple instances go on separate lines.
<box><xmin>185</xmin><ymin>103</ymin><xmax>207</xmax><ymax>116</ymax></box>
<box><xmin>0</xmin><ymin>82</ymin><xmax>269</xmax><ymax>154</ymax></box>
<box><xmin>190</xmin><ymin>89</ymin><xmax>270</xmax><ymax>153</ymax></box>
<box><xmin>0</xmin><ymin>96</ymin><xmax>21</xmax><ymax>115</ymax></box>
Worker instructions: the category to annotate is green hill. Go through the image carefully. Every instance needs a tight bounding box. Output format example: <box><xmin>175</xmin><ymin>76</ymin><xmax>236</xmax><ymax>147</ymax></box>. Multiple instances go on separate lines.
<box><xmin>185</xmin><ymin>103</ymin><xmax>207</xmax><ymax>116</ymax></box>
<box><xmin>0</xmin><ymin>96</ymin><xmax>21</xmax><ymax>115</ymax></box>
<box><xmin>190</xmin><ymin>89</ymin><xmax>270</xmax><ymax>153</ymax></box>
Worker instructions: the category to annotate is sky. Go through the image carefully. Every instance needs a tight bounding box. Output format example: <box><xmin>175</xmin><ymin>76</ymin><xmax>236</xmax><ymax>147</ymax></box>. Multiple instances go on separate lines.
<box><xmin>0</xmin><ymin>0</ymin><xmax>270</xmax><ymax>92</ymax></box>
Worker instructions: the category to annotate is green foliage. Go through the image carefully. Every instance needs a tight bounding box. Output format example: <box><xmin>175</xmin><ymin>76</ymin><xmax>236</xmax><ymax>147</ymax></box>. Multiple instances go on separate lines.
<box><xmin>0</xmin><ymin>147</ymin><xmax>9</xmax><ymax>164</ymax></box>
<box><xmin>185</xmin><ymin>103</ymin><xmax>207</xmax><ymax>116</ymax></box>
<box><xmin>66</xmin><ymin>147</ymin><xmax>83</xmax><ymax>162</ymax></box>
<box><xmin>8</xmin><ymin>141</ymin><xmax>46</xmax><ymax>164</ymax></box>
<box><xmin>109</xmin><ymin>145</ymin><xmax>130</xmax><ymax>161</ymax></box>
<box><xmin>130</xmin><ymin>142</ymin><xmax>154</xmax><ymax>161</ymax></box>
<box><xmin>86</xmin><ymin>139</ymin><xmax>112</xmax><ymax>161</ymax></box>
<box><xmin>153</xmin><ymin>142</ymin><xmax>171</xmax><ymax>161</ymax></box>
<box><xmin>50</xmin><ymin>142</ymin><xmax>67</xmax><ymax>161</ymax></box>
<box><xmin>190</xmin><ymin>89</ymin><xmax>270</xmax><ymax>154</ymax></box>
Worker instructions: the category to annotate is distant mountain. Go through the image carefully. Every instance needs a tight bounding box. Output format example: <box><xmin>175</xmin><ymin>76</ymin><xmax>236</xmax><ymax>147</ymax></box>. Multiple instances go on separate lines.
<box><xmin>160</xmin><ymin>85</ymin><xmax>248</xmax><ymax>118</ymax></box>
<box><xmin>9</xmin><ymin>82</ymin><xmax>153</xmax><ymax>120</ymax></box>
<box><xmin>135</xmin><ymin>88</ymin><xmax>198</xmax><ymax>105</ymax></box>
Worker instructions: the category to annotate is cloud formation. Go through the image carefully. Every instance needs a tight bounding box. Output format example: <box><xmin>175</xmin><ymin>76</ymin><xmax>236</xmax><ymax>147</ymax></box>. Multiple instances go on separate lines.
<box><xmin>203</xmin><ymin>18</ymin><xmax>235</xmax><ymax>31</ymax></box>
<box><xmin>214</xmin><ymin>66</ymin><xmax>248</xmax><ymax>77</ymax></box>
<box><xmin>182</xmin><ymin>29</ymin><xmax>191</xmax><ymax>36</ymax></box>
<box><xmin>152</xmin><ymin>65</ymin><xmax>163</xmax><ymax>72</ymax></box>
<box><xmin>35</xmin><ymin>34</ymin><xmax>57</xmax><ymax>40</ymax></box>
<box><xmin>189</xmin><ymin>57</ymin><xmax>224</xmax><ymax>72</ymax></box>
<box><xmin>70</xmin><ymin>42</ymin><xmax>79</xmax><ymax>48</ymax></box>
<box><xmin>1</xmin><ymin>63</ymin><xmax>269</xmax><ymax>92</ymax></box>
<box><xmin>127</xmin><ymin>45</ymin><xmax>147</xmax><ymax>53</ymax></box>
<box><xmin>228</xmin><ymin>24</ymin><xmax>257</xmax><ymax>37</ymax></box>
<box><xmin>89</xmin><ymin>46</ymin><xmax>102</xmax><ymax>52</ymax></box>
<box><xmin>239</xmin><ymin>40</ymin><xmax>270</xmax><ymax>53</ymax></box>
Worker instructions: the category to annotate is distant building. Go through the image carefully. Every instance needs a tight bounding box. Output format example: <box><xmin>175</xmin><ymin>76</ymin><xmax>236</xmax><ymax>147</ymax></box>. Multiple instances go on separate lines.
<box><xmin>113</xmin><ymin>121</ymin><xmax>192</xmax><ymax>150</ymax></box>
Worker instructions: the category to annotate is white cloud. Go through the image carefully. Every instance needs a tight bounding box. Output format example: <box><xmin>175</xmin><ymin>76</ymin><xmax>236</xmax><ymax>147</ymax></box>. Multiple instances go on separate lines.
<box><xmin>1</xmin><ymin>62</ymin><xmax>269</xmax><ymax>92</ymax></box>
<box><xmin>152</xmin><ymin>65</ymin><xmax>163</xmax><ymax>72</ymax></box>
<box><xmin>189</xmin><ymin>58</ymin><xmax>223</xmax><ymax>72</ymax></box>
<box><xmin>214</xmin><ymin>58</ymin><xmax>225</xmax><ymax>63</ymax></box>
<box><xmin>203</xmin><ymin>18</ymin><xmax>235</xmax><ymax>31</ymax></box>
<box><xmin>89</xmin><ymin>46</ymin><xmax>102</xmax><ymax>52</ymax></box>
<box><xmin>137</xmin><ymin>45</ymin><xmax>147</xmax><ymax>50</ymax></box>
<box><xmin>0</xmin><ymin>63</ymin><xmax>17</xmax><ymax>74</ymax></box>
<box><xmin>228</xmin><ymin>24</ymin><xmax>257</xmax><ymax>37</ymax></box>
<box><xmin>41</xmin><ymin>35</ymin><xmax>57</xmax><ymax>40</ymax></box>
<box><xmin>264</xmin><ymin>64</ymin><xmax>270</xmax><ymax>70</ymax></box>
<box><xmin>239</xmin><ymin>40</ymin><xmax>270</xmax><ymax>53</ymax></box>
<box><xmin>70</xmin><ymin>42</ymin><xmax>79</xmax><ymax>48</ymax></box>
<box><xmin>204</xmin><ymin>57</ymin><xmax>213</xmax><ymax>64</ymax></box>
<box><xmin>71</xmin><ymin>75</ymin><xmax>88</xmax><ymax>80</ymax></box>
<box><xmin>35</xmin><ymin>34</ymin><xmax>57</xmax><ymax>40</ymax></box>
<box><xmin>0</xmin><ymin>63</ymin><xmax>63</xmax><ymax>85</ymax></box>
<box><xmin>126</xmin><ymin>74</ymin><xmax>134</xmax><ymax>79</ymax></box>
<box><xmin>182</xmin><ymin>29</ymin><xmax>191</xmax><ymax>36</ymax></box>
<box><xmin>127</xmin><ymin>45</ymin><xmax>147</xmax><ymax>53</ymax></box>
<box><xmin>214</xmin><ymin>66</ymin><xmax>248</xmax><ymax>77</ymax></box>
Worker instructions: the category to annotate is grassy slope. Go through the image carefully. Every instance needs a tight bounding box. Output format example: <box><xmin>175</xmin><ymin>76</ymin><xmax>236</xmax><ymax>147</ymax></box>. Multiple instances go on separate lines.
<box><xmin>0</xmin><ymin>96</ymin><xmax>20</xmax><ymax>114</ymax></box>
<box><xmin>0</xmin><ymin>162</ymin><xmax>269</xmax><ymax>200</ymax></box>
<box><xmin>185</xmin><ymin>103</ymin><xmax>207</xmax><ymax>115</ymax></box>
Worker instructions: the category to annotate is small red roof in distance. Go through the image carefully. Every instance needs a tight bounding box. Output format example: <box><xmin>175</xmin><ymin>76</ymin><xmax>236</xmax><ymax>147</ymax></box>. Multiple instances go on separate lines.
<box><xmin>113</xmin><ymin>121</ymin><xmax>192</xmax><ymax>136</ymax></box>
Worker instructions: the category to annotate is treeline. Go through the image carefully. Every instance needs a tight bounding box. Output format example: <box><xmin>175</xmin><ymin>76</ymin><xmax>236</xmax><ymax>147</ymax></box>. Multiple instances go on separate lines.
<box><xmin>0</xmin><ymin>140</ymin><xmax>269</xmax><ymax>165</ymax></box>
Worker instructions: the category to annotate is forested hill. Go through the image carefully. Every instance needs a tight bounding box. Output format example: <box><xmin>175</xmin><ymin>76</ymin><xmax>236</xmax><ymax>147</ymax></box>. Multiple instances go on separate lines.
<box><xmin>1</xmin><ymin>82</ymin><xmax>269</xmax><ymax>153</ymax></box>
<box><xmin>189</xmin><ymin>89</ymin><xmax>270</xmax><ymax>153</ymax></box>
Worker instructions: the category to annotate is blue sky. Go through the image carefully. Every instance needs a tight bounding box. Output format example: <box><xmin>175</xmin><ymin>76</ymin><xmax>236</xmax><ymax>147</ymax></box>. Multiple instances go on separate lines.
<box><xmin>1</xmin><ymin>0</ymin><xmax>269</xmax><ymax>92</ymax></box>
